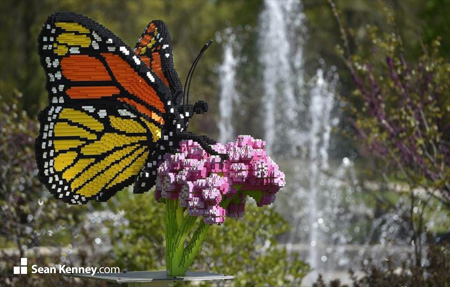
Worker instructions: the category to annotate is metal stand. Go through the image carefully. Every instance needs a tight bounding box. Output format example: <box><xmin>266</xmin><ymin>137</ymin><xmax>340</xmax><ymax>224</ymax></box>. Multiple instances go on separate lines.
<box><xmin>68</xmin><ymin>271</ymin><xmax>234</xmax><ymax>287</ymax></box>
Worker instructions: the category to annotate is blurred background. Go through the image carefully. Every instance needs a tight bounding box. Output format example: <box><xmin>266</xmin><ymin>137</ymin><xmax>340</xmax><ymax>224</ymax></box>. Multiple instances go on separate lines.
<box><xmin>1</xmin><ymin>0</ymin><xmax>449</xmax><ymax>286</ymax></box>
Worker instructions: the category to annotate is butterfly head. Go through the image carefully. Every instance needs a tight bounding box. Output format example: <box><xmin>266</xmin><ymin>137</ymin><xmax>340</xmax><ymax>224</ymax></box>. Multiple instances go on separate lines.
<box><xmin>158</xmin><ymin>39</ymin><xmax>225</xmax><ymax>159</ymax></box>
<box><xmin>178</xmin><ymin>101</ymin><xmax>208</xmax><ymax>128</ymax></box>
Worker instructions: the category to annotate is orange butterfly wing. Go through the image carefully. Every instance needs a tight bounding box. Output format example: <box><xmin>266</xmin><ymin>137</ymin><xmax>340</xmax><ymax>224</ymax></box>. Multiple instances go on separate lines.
<box><xmin>134</xmin><ymin>20</ymin><xmax>183</xmax><ymax>105</ymax></box>
<box><xmin>36</xmin><ymin>12</ymin><xmax>175</xmax><ymax>204</ymax></box>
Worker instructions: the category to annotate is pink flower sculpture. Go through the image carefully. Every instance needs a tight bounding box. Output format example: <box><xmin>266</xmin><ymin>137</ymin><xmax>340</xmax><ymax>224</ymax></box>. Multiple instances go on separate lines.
<box><xmin>157</xmin><ymin>135</ymin><xmax>285</xmax><ymax>276</ymax></box>
<box><xmin>155</xmin><ymin>135</ymin><xmax>286</xmax><ymax>225</ymax></box>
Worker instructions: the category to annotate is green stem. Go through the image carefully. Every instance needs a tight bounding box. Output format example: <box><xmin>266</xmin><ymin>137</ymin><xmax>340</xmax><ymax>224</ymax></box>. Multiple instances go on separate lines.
<box><xmin>176</xmin><ymin>204</ymin><xmax>184</xmax><ymax>229</ymax></box>
<box><xmin>167</xmin><ymin>211</ymin><xmax>197</xmax><ymax>276</ymax></box>
<box><xmin>165</xmin><ymin>193</ymin><xmax>239</xmax><ymax>276</ymax></box>
<box><xmin>165</xmin><ymin>199</ymin><xmax>178</xmax><ymax>274</ymax></box>
<box><xmin>173</xmin><ymin>216</ymin><xmax>197</xmax><ymax>268</ymax></box>
<box><xmin>179</xmin><ymin>221</ymin><xmax>211</xmax><ymax>272</ymax></box>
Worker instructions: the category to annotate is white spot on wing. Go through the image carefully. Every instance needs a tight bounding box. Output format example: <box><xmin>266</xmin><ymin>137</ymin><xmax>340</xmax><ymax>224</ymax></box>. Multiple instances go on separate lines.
<box><xmin>98</xmin><ymin>110</ymin><xmax>107</xmax><ymax>118</ymax></box>
<box><xmin>120</xmin><ymin>46</ymin><xmax>129</xmax><ymax>55</ymax></box>
<box><xmin>82</xmin><ymin>106</ymin><xmax>95</xmax><ymax>113</ymax></box>
<box><xmin>118</xmin><ymin>109</ymin><xmax>136</xmax><ymax>118</ymax></box>
<box><xmin>69</xmin><ymin>47</ymin><xmax>80</xmax><ymax>54</ymax></box>
<box><xmin>92</xmin><ymin>31</ymin><xmax>101</xmax><ymax>42</ymax></box>
<box><xmin>133</xmin><ymin>55</ymin><xmax>141</xmax><ymax>65</ymax></box>
<box><xmin>147</xmin><ymin>72</ymin><xmax>155</xmax><ymax>82</ymax></box>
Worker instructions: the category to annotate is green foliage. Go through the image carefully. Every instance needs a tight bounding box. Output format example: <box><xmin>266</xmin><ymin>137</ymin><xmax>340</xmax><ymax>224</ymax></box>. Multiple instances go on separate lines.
<box><xmin>335</xmin><ymin>2</ymin><xmax>450</xmax><ymax>203</ymax></box>
<box><xmin>328</xmin><ymin>0</ymin><xmax>450</xmax><ymax>276</ymax></box>
<box><xmin>421</xmin><ymin>0</ymin><xmax>450</xmax><ymax>58</ymax></box>
<box><xmin>0</xmin><ymin>96</ymin><xmax>108</xmax><ymax>286</ymax></box>
<box><xmin>106</xmin><ymin>191</ymin><xmax>166</xmax><ymax>271</ymax></box>
<box><xmin>201</xmin><ymin>203</ymin><xmax>310</xmax><ymax>287</ymax></box>
<box><xmin>107</xmin><ymin>191</ymin><xmax>310</xmax><ymax>286</ymax></box>
<box><xmin>0</xmin><ymin>95</ymin><xmax>81</xmax><ymax>252</ymax></box>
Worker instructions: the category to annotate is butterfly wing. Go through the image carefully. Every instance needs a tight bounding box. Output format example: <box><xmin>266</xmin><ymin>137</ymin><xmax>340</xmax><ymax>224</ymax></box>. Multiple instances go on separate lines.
<box><xmin>36</xmin><ymin>104</ymin><xmax>154</xmax><ymax>203</ymax></box>
<box><xmin>36</xmin><ymin>12</ymin><xmax>173</xmax><ymax>204</ymax></box>
<box><xmin>134</xmin><ymin>20</ymin><xmax>183</xmax><ymax>104</ymax></box>
<box><xmin>132</xmin><ymin>20</ymin><xmax>185</xmax><ymax>194</ymax></box>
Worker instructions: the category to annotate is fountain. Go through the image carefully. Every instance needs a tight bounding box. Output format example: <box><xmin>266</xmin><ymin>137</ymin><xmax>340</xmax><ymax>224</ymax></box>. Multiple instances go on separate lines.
<box><xmin>216</xmin><ymin>0</ymin><xmax>435</xmax><ymax>285</ymax></box>
<box><xmin>217</xmin><ymin>31</ymin><xmax>238</xmax><ymax>143</ymax></box>
<box><xmin>217</xmin><ymin>0</ymin><xmax>340</xmax><ymax>276</ymax></box>
<box><xmin>257</xmin><ymin>0</ymin><xmax>340</xmax><ymax>275</ymax></box>
<box><xmin>258</xmin><ymin>0</ymin><xmax>305</xmax><ymax>155</ymax></box>
<box><xmin>304</xmin><ymin>68</ymin><xmax>336</xmax><ymax>271</ymax></box>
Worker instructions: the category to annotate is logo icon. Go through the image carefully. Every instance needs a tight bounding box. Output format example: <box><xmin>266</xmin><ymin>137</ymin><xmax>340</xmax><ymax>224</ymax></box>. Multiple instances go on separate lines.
<box><xmin>13</xmin><ymin>258</ymin><xmax>27</xmax><ymax>275</ymax></box>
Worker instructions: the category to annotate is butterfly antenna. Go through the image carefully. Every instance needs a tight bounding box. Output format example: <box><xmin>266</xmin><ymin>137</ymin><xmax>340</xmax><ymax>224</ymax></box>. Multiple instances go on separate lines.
<box><xmin>183</xmin><ymin>39</ymin><xmax>213</xmax><ymax>106</ymax></box>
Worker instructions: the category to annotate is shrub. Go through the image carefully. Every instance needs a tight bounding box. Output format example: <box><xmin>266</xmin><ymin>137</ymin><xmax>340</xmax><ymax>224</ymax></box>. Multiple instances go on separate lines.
<box><xmin>107</xmin><ymin>191</ymin><xmax>310</xmax><ymax>287</ymax></box>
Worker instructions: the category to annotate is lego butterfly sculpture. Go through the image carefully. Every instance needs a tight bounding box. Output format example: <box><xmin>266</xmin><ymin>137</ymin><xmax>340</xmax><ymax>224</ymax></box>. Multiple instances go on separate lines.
<box><xmin>36</xmin><ymin>12</ymin><xmax>217</xmax><ymax>204</ymax></box>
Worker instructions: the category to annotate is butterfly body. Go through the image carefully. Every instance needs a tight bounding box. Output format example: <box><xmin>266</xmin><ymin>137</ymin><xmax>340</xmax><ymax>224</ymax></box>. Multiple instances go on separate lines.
<box><xmin>35</xmin><ymin>12</ymin><xmax>211</xmax><ymax>204</ymax></box>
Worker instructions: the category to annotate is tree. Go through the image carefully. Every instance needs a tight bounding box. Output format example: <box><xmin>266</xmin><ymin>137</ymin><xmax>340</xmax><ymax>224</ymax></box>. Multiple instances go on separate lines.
<box><xmin>328</xmin><ymin>0</ymin><xmax>450</xmax><ymax>266</ymax></box>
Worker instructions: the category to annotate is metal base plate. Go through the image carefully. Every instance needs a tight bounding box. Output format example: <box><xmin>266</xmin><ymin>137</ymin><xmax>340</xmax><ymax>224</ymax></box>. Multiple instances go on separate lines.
<box><xmin>67</xmin><ymin>271</ymin><xmax>234</xmax><ymax>286</ymax></box>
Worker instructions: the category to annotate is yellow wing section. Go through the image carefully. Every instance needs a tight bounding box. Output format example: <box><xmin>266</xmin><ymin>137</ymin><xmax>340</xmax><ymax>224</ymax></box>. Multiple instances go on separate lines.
<box><xmin>36</xmin><ymin>106</ymin><xmax>158</xmax><ymax>204</ymax></box>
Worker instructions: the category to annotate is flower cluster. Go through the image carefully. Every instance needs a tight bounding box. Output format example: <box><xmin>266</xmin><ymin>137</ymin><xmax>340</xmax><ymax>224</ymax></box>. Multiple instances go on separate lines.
<box><xmin>155</xmin><ymin>135</ymin><xmax>285</xmax><ymax>225</ymax></box>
